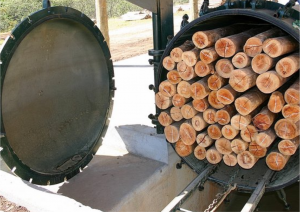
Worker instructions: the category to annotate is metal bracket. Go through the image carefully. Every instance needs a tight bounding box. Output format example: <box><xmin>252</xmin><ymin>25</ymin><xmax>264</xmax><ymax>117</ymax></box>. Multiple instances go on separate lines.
<box><xmin>200</xmin><ymin>0</ymin><xmax>209</xmax><ymax>16</ymax></box>
<box><xmin>42</xmin><ymin>0</ymin><xmax>51</xmax><ymax>9</ymax></box>
<box><xmin>274</xmin><ymin>0</ymin><xmax>296</xmax><ymax>18</ymax></box>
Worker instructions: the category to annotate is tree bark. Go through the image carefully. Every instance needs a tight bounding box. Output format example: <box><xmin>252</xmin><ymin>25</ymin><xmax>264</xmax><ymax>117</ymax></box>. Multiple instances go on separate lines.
<box><xmin>170</xmin><ymin>40</ymin><xmax>195</xmax><ymax>62</ymax></box>
<box><xmin>275</xmin><ymin>53</ymin><xmax>300</xmax><ymax>78</ymax></box>
<box><xmin>215</xmin><ymin>58</ymin><xmax>235</xmax><ymax>78</ymax></box>
<box><xmin>95</xmin><ymin>0</ymin><xmax>110</xmax><ymax>47</ymax></box>
<box><xmin>232</xmin><ymin>52</ymin><xmax>251</xmax><ymax>69</ymax></box>
<box><xmin>229</xmin><ymin>67</ymin><xmax>258</xmax><ymax>92</ymax></box>
<box><xmin>256</xmin><ymin>70</ymin><xmax>288</xmax><ymax>94</ymax></box>
<box><xmin>262</xmin><ymin>36</ymin><xmax>299</xmax><ymax>58</ymax></box>
<box><xmin>266</xmin><ymin>151</ymin><xmax>290</xmax><ymax>171</ymax></box>
<box><xmin>278</xmin><ymin>136</ymin><xmax>299</xmax><ymax>156</ymax></box>
<box><xmin>268</xmin><ymin>91</ymin><xmax>285</xmax><ymax>113</ymax></box>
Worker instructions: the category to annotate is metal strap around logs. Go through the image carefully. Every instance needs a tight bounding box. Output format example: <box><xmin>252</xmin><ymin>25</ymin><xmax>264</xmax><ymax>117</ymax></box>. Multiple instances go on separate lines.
<box><xmin>241</xmin><ymin>169</ymin><xmax>275</xmax><ymax>212</ymax></box>
<box><xmin>161</xmin><ymin>165</ymin><xmax>217</xmax><ymax>212</ymax></box>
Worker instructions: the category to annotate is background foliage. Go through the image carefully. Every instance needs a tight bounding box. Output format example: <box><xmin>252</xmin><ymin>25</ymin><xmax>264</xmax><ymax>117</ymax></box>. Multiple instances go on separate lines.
<box><xmin>0</xmin><ymin>0</ymin><xmax>189</xmax><ymax>32</ymax></box>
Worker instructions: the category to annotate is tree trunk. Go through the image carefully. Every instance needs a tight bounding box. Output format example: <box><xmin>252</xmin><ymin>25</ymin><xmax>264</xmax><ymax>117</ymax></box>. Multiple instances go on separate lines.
<box><xmin>240</xmin><ymin>125</ymin><xmax>258</xmax><ymax>143</ymax></box>
<box><xmin>262</xmin><ymin>36</ymin><xmax>299</xmax><ymax>58</ymax></box>
<box><xmin>170</xmin><ymin>40</ymin><xmax>195</xmax><ymax>62</ymax></box>
<box><xmin>278</xmin><ymin>136</ymin><xmax>299</xmax><ymax>156</ymax></box>
<box><xmin>275</xmin><ymin>53</ymin><xmax>300</xmax><ymax>78</ymax></box>
<box><xmin>192</xmin><ymin>113</ymin><xmax>209</xmax><ymax>131</ymax></box>
<box><xmin>251</xmin><ymin>53</ymin><xmax>279</xmax><ymax>74</ymax></box>
<box><xmin>215</xmin><ymin>104</ymin><xmax>236</xmax><ymax>125</ymax></box>
<box><xmin>235</xmin><ymin>87</ymin><xmax>268</xmax><ymax>116</ymax></box>
<box><xmin>155</xmin><ymin>92</ymin><xmax>173</xmax><ymax>109</ymax></box>
<box><xmin>163</xmin><ymin>56</ymin><xmax>177</xmax><ymax>71</ymax></box>
<box><xmin>215</xmin><ymin>137</ymin><xmax>232</xmax><ymax>155</ymax></box>
<box><xmin>256</xmin><ymin>71</ymin><xmax>288</xmax><ymax>94</ymax></box>
<box><xmin>170</xmin><ymin>106</ymin><xmax>183</xmax><ymax>121</ymax></box>
<box><xmin>275</xmin><ymin>119</ymin><xmax>300</xmax><ymax>139</ymax></box>
<box><xmin>232</xmin><ymin>52</ymin><xmax>251</xmax><ymax>68</ymax></box>
<box><xmin>231</xmin><ymin>137</ymin><xmax>249</xmax><ymax>154</ymax></box>
<box><xmin>195</xmin><ymin>61</ymin><xmax>215</xmax><ymax>77</ymax></box>
<box><xmin>192</xmin><ymin>97</ymin><xmax>209</xmax><ymax>112</ymax></box>
<box><xmin>182</xmin><ymin>47</ymin><xmax>201</xmax><ymax>66</ymax></box>
<box><xmin>223</xmin><ymin>153</ymin><xmax>238</xmax><ymax>167</ymax></box>
<box><xmin>96</xmin><ymin>0</ymin><xmax>110</xmax><ymax>47</ymax></box>
<box><xmin>266</xmin><ymin>151</ymin><xmax>290</xmax><ymax>171</ymax></box>
<box><xmin>208</xmin><ymin>74</ymin><xmax>228</xmax><ymax>91</ymax></box>
<box><xmin>208</xmin><ymin>90</ymin><xmax>225</xmax><ymax>109</ymax></box>
<box><xmin>206</xmin><ymin>146</ymin><xmax>222</xmax><ymax>164</ymax></box>
<box><xmin>190</xmin><ymin>76</ymin><xmax>211</xmax><ymax>100</ymax></box>
<box><xmin>252</xmin><ymin>106</ymin><xmax>277</xmax><ymax>130</ymax></box>
<box><xmin>229</xmin><ymin>67</ymin><xmax>258</xmax><ymax>92</ymax></box>
<box><xmin>255</xmin><ymin>128</ymin><xmax>277</xmax><ymax>148</ymax></box>
<box><xmin>200</xmin><ymin>47</ymin><xmax>219</xmax><ymax>64</ymax></box>
<box><xmin>194</xmin><ymin>145</ymin><xmax>206</xmax><ymax>160</ymax></box>
<box><xmin>268</xmin><ymin>91</ymin><xmax>285</xmax><ymax>113</ymax></box>
<box><xmin>167</xmin><ymin>70</ymin><xmax>182</xmax><ymax>84</ymax></box>
<box><xmin>196</xmin><ymin>132</ymin><xmax>214</xmax><ymax>147</ymax></box>
<box><xmin>175</xmin><ymin>139</ymin><xmax>194</xmax><ymax>157</ymax></box>
<box><xmin>159</xmin><ymin>80</ymin><xmax>177</xmax><ymax>97</ymax></box>
<box><xmin>181</xmin><ymin>102</ymin><xmax>198</xmax><ymax>119</ymax></box>
<box><xmin>180</xmin><ymin>120</ymin><xmax>197</xmax><ymax>145</ymax></box>
<box><xmin>177</xmin><ymin>61</ymin><xmax>197</xmax><ymax>80</ymax></box>
<box><xmin>207</xmin><ymin>124</ymin><xmax>223</xmax><ymax>139</ymax></box>
<box><xmin>158</xmin><ymin>110</ymin><xmax>173</xmax><ymax>127</ymax></box>
<box><xmin>282</xmin><ymin>104</ymin><xmax>300</xmax><ymax>123</ymax></box>
<box><xmin>203</xmin><ymin>108</ymin><xmax>217</xmax><ymax>124</ymax></box>
<box><xmin>237</xmin><ymin>151</ymin><xmax>258</xmax><ymax>169</ymax></box>
<box><xmin>243</xmin><ymin>27</ymin><xmax>283</xmax><ymax>57</ymax></box>
<box><xmin>284</xmin><ymin>78</ymin><xmax>300</xmax><ymax>105</ymax></box>
<box><xmin>215</xmin><ymin>58</ymin><xmax>235</xmax><ymax>78</ymax></box>
<box><xmin>222</xmin><ymin>125</ymin><xmax>239</xmax><ymax>140</ymax></box>
<box><xmin>164</xmin><ymin>120</ymin><xmax>185</xmax><ymax>143</ymax></box>
<box><xmin>216</xmin><ymin>84</ymin><xmax>239</xmax><ymax>105</ymax></box>
<box><xmin>249</xmin><ymin>141</ymin><xmax>267</xmax><ymax>158</ymax></box>
<box><xmin>172</xmin><ymin>94</ymin><xmax>191</xmax><ymax>108</ymax></box>
<box><xmin>189</xmin><ymin>0</ymin><xmax>199</xmax><ymax>20</ymax></box>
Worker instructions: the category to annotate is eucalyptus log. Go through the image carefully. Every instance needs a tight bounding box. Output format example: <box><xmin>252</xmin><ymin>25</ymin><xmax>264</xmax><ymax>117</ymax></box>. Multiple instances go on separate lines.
<box><xmin>200</xmin><ymin>47</ymin><xmax>219</xmax><ymax>64</ymax></box>
<box><xmin>268</xmin><ymin>91</ymin><xmax>285</xmax><ymax>113</ymax></box>
<box><xmin>215</xmin><ymin>59</ymin><xmax>234</xmax><ymax>78</ymax></box>
<box><xmin>180</xmin><ymin>120</ymin><xmax>197</xmax><ymax>145</ymax></box>
<box><xmin>222</xmin><ymin>125</ymin><xmax>239</xmax><ymax>140</ymax></box>
<box><xmin>164</xmin><ymin>120</ymin><xmax>185</xmax><ymax>143</ymax></box>
<box><xmin>192</xmin><ymin>113</ymin><xmax>209</xmax><ymax>131</ymax></box>
<box><xmin>262</xmin><ymin>36</ymin><xmax>299</xmax><ymax>58</ymax></box>
<box><xmin>255</xmin><ymin>128</ymin><xmax>277</xmax><ymax>148</ymax></box>
<box><xmin>223</xmin><ymin>153</ymin><xmax>238</xmax><ymax>167</ymax></box>
<box><xmin>175</xmin><ymin>139</ymin><xmax>194</xmax><ymax>157</ymax></box>
<box><xmin>229</xmin><ymin>67</ymin><xmax>258</xmax><ymax>92</ymax></box>
<box><xmin>170</xmin><ymin>40</ymin><xmax>195</xmax><ymax>62</ymax></box>
<box><xmin>284</xmin><ymin>79</ymin><xmax>300</xmax><ymax>105</ymax></box>
<box><xmin>172</xmin><ymin>94</ymin><xmax>191</xmax><ymax>108</ymax></box>
<box><xmin>215</xmin><ymin>137</ymin><xmax>232</xmax><ymax>155</ymax></box>
<box><xmin>170</xmin><ymin>106</ymin><xmax>183</xmax><ymax>122</ymax></box>
<box><xmin>275</xmin><ymin>53</ymin><xmax>300</xmax><ymax>78</ymax></box>
<box><xmin>232</xmin><ymin>52</ymin><xmax>251</xmax><ymax>68</ymax></box>
<box><xmin>251</xmin><ymin>53</ymin><xmax>279</xmax><ymax>74</ymax></box>
<box><xmin>274</xmin><ymin>119</ymin><xmax>300</xmax><ymax>139</ymax></box>
<box><xmin>206</xmin><ymin>146</ymin><xmax>222</xmax><ymax>164</ymax></box>
<box><xmin>266</xmin><ymin>151</ymin><xmax>290</xmax><ymax>171</ymax></box>
<box><xmin>208</xmin><ymin>90</ymin><xmax>225</xmax><ymax>109</ymax></box>
<box><xmin>177</xmin><ymin>79</ymin><xmax>197</xmax><ymax>98</ymax></box>
<box><xmin>177</xmin><ymin>61</ymin><xmax>197</xmax><ymax>80</ymax></box>
<box><xmin>203</xmin><ymin>108</ymin><xmax>217</xmax><ymax>124</ymax></box>
<box><xmin>256</xmin><ymin>70</ymin><xmax>288</xmax><ymax>94</ymax></box>
<box><xmin>159</xmin><ymin>80</ymin><xmax>177</xmax><ymax>97</ymax></box>
<box><xmin>207</xmin><ymin>74</ymin><xmax>228</xmax><ymax>91</ymax></box>
<box><xmin>195</xmin><ymin>61</ymin><xmax>215</xmax><ymax>77</ymax></box>
<box><xmin>215</xmin><ymin>104</ymin><xmax>236</xmax><ymax>125</ymax></box>
<box><xmin>182</xmin><ymin>47</ymin><xmax>201</xmax><ymax>66</ymax></box>
<box><xmin>190</xmin><ymin>76</ymin><xmax>211</xmax><ymax>100</ymax></box>
<box><xmin>167</xmin><ymin>70</ymin><xmax>182</xmax><ymax>84</ymax></box>
<box><xmin>155</xmin><ymin>92</ymin><xmax>173</xmax><ymax>109</ymax></box>
<box><xmin>252</xmin><ymin>106</ymin><xmax>276</xmax><ymax>130</ymax></box>
<box><xmin>278</xmin><ymin>136</ymin><xmax>300</xmax><ymax>156</ymax></box>
<box><xmin>231</xmin><ymin>137</ymin><xmax>249</xmax><ymax>154</ymax></box>
<box><xmin>192</xmin><ymin>97</ymin><xmax>209</xmax><ymax>112</ymax></box>
<box><xmin>237</xmin><ymin>151</ymin><xmax>258</xmax><ymax>169</ymax></box>
<box><xmin>282</xmin><ymin>104</ymin><xmax>300</xmax><ymax>123</ymax></box>
<box><xmin>181</xmin><ymin>102</ymin><xmax>198</xmax><ymax>119</ymax></box>
<box><xmin>217</xmin><ymin>84</ymin><xmax>239</xmax><ymax>105</ymax></box>
<box><xmin>163</xmin><ymin>56</ymin><xmax>176</xmax><ymax>71</ymax></box>
<box><xmin>207</xmin><ymin>124</ymin><xmax>223</xmax><ymax>140</ymax></box>
<box><xmin>196</xmin><ymin>132</ymin><xmax>214</xmax><ymax>147</ymax></box>
<box><xmin>158</xmin><ymin>110</ymin><xmax>173</xmax><ymax>127</ymax></box>
<box><xmin>249</xmin><ymin>141</ymin><xmax>267</xmax><ymax>158</ymax></box>
<box><xmin>240</xmin><ymin>125</ymin><xmax>258</xmax><ymax>143</ymax></box>
<box><xmin>194</xmin><ymin>145</ymin><xmax>207</xmax><ymax>160</ymax></box>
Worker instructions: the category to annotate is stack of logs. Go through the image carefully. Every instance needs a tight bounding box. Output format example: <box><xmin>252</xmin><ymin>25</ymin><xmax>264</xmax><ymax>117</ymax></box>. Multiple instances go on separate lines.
<box><xmin>156</xmin><ymin>24</ymin><xmax>299</xmax><ymax>171</ymax></box>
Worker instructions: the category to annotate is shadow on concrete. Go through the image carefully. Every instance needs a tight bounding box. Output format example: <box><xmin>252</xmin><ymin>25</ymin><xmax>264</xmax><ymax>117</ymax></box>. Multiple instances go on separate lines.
<box><xmin>57</xmin><ymin>153</ymin><xmax>165</xmax><ymax>211</ymax></box>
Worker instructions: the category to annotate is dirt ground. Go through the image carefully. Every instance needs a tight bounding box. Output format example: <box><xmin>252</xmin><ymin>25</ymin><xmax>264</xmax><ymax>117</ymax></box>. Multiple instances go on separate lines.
<box><xmin>0</xmin><ymin>196</ymin><xmax>30</xmax><ymax>212</ymax></box>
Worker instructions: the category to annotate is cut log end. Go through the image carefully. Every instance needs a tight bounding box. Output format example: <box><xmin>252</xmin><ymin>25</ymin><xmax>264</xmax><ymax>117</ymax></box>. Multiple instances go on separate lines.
<box><xmin>158</xmin><ymin>111</ymin><xmax>173</xmax><ymax>127</ymax></box>
<box><xmin>163</xmin><ymin>56</ymin><xmax>176</xmax><ymax>71</ymax></box>
<box><xmin>194</xmin><ymin>145</ymin><xmax>206</xmax><ymax>160</ymax></box>
<box><xmin>155</xmin><ymin>92</ymin><xmax>172</xmax><ymax>109</ymax></box>
<box><xmin>208</xmin><ymin>90</ymin><xmax>225</xmax><ymax>109</ymax></box>
<box><xmin>243</xmin><ymin>37</ymin><xmax>263</xmax><ymax>57</ymax></box>
<box><xmin>203</xmin><ymin>108</ymin><xmax>217</xmax><ymax>124</ymax></box>
<box><xmin>256</xmin><ymin>71</ymin><xmax>286</xmax><ymax>94</ymax></box>
<box><xmin>175</xmin><ymin>139</ymin><xmax>194</xmax><ymax>157</ymax></box>
<box><xmin>196</xmin><ymin>133</ymin><xmax>214</xmax><ymax>147</ymax></box>
<box><xmin>275</xmin><ymin>119</ymin><xmax>299</xmax><ymax>140</ymax></box>
<box><xmin>159</xmin><ymin>80</ymin><xmax>177</xmax><ymax>97</ymax></box>
<box><xmin>282</xmin><ymin>104</ymin><xmax>300</xmax><ymax>123</ymax></box>
<box><xmin>278</xmin><ymin>136</ymin><xmax>299</xmax><ymax>156</ymax></box>
<box><xmin>251</xmin><ymin>53</ymin><xmax>273</xmax><ymax>74</ymax></box>
<box><xmin>208</xmin><ymin>74</ymin><xmax>227</xmax><ymax>91</ymax></box>
<box><xmin>206</xmin><ymin>147</ymin><xmax>222</xmax><ymax>164</ymax></box>
<box><xmin>231</xmin><ymin>138</ymin><xmax>249</xmax><ymax>154</ymax></box>
<box><xmin>207</xmin><ymin>124</ymin><xmax>222</xmax><ymax>140</ymax></box>
<box><xmin>193</xmin><ymin>98</ymin><xmax>209</xmax><ymax>112</ymax></box>
<box><xmin>170</xmin><ymin>107</ymin><xmax>183</xmax><ymax>122</ymax></box>
<box><xmin>240</xmin><ymin>125</ymin><xmax>258</xmax><ymax>143</ymax></box>
<box><xmin>180</xmin><ymin>122</ymin><xmax>197</xmax><ymax>145</ymax></box>
<box><xmin>249</xmin><ymin>141</ymin><xmax>267</xmax><ymax>158</ymax></box>
<box><xmin>215</xmin><ymin>59</ymin><xmax>234</xmax><ymax>78</ymax></box>
<box><xmin>266</xmin><ymin>152</ymin><xmax>290</xmax><ymax>171</ymax></box>
<box><xmin>232</xmin><ymin>52</ymin><xmax>251</xmax><ymax>69</ymax></box>
<box><xmin>215</xmin><ymin>38</ymin><xmax>236</xmax><ymax>58</ymax></box>
<box><xmin>167</xmin><ymin>70</ymin><xmax>182</xmax><ymax>84</ymax></box>
<box><xmin>275</xmin><ymin>54</ymin><xmax>300</xmax><ymax>78</ymax></box>
<box><xmin>237</xmin><ymin>151</ymin><xmax>258</xmax><ymax>169</ymax></box>
<box><xmin>223</xmin><ymin>153</ymin><xmax>238</xmax><ymax>167</ymax></box>
<box><xmin>222</xmin><ymin>125</ymin><xmax>239</xmax><ymax>140</ymax></box>
<box><xmin>268</xmin><ymin>91</ymin><xmax>285</xmax><ymax>113</ymax></box>
<box><xmin>215</xmin><ymin>138</ymin><xmax>232</xmax><ymax>155</ymax></box>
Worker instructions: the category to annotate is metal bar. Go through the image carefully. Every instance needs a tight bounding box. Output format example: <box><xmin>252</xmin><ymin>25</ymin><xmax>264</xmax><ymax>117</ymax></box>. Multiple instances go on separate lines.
<box><xmin>241</xmin><ymin>169</ymin><xmax>274</xmax><ymax>212</ymax></box>
<box><xmin>178</xmin><ymin>208</ymin><xmax>193</xmax><ymax>212</ymax></box>
<box><xmin>161</xmin><ymin>165</ymin><xmax>216</xmax><ymax>212</ymax></box>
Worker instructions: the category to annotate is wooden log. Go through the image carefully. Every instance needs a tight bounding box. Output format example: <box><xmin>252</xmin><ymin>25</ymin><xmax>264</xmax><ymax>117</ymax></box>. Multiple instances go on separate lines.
<box><xmin>275</xmin><ymin>53</ymin><xmax>300</xmax><ymax>78</ymax></box>
<box><xmin>172</xmin><ymin>94</ymin><xmax>191</xmax><ymax>108</ymax></box>
<box><xmin>192</xmin><ymin>113</ymin><xmax>208</xmax><ymax>131</ymax></box>
<box><xmin>240</xmin><ymin>125</ymin><xmax>258</xmax><ymax>143</ymax></box>
<box><xmin>215</xmin><ymin>28</ymin><xmax>267</xmax><ymax>58</ymax></box>
<box><xmin>155</xmin><ymin>92</ymin><xmax>173</xmax><ymax>109</ymax></box>
<box><xmin>208</xmin><ymin>90</ymin><xmax>225</xmax><ymax>109</ymax></box>
<box><xmin>255</xmin><ymin>128</ymin><xmax>277</xmax><ymax>148</ymax></box>
<box><xmin>235</xmin><ymin>87</ymin><xmax>268</xmax><ymax>116</ymax></box>
<box><xmin>190</xmin><ymin>76</ymin><xmax>211</xmax><ymax>100</ymax></box>
<box><xmin>158</xmin><ymin>110</ymin><xmax>173</xmax><ymax>127</ymax></box>
<box><xmin>222</xmin><ymin>125</ymin><xmax>239</xmax><ymax>140</ymax></box>
<box><xmin>192</xmin><ymin>25</ymin><xmax>246</xmax><ymax>49</ymax></box>
<box><xmin>243</xmin><ymin>27</ymin><xmax>283</xmax><ymax>57</ymax></box>
<box><xmin>231</xmin><ymin>114</ymin><xmax>251</xmax><ymax>130</ymax></box>
<box><xmin>215</xmin><ymin>104</ymin><xmax>236</xmax><ymax>125</ymax></box>
<box><xmin>192</xmin><ymin>97</ymin><xmax>209</xmax><ymax>112</ymax></box>
<box><xmin>180</xmin><ymin>120</ymin><xmax>197</xmax><ymax>145</ymax></box>
<box><xmin>159</xmin><ymin>80</ymin><xmax>177</xmax><ymax>97</ymax></box>
<box><xmin>182</xmin><ymin>47</ymin><xmax>201</xmax><ymax>67</ymax></box>
<box><xmin>167</xmin><ymin>70</ymin><xmax>182</xmax><ymax>84</ymax></box>
<box><xmin>284</xmin><ymin>79</ymin><xmax>300</xmax><ymax>105</ymax></box>
<box><xmin>232</xmin><ymin>52</ymin><xmax>251</xmax><ymax>69</ymax></box>
<box><xmin>249</xmin><ymin>141</ymin><xmax>267</xmax><ymax>158</ymax></box>
<box><xmin>164</xmin><ymin>120</ymin><xmax>184</xmax><ymax>143</ymax></box>
<box><xmin>203</xmin><ymin>108</ymin><xmax>217</xmax><ymax>124</ymax></box>
<box><xmin>194</xmin><ymin>145</ymin><xmax>207</xmax><ymax>160</ymax></box>
<box><xmin>282</xmin><ymin>104</ymin><xmax>300</xmax><ymax>123</ymax></box>
<box><xmin>231</xmin><ymin>137</ymin><xmax>249</xmax><ymax>154</ymax></box>
<box><xmin>177</xmin><ymin>79</ymin><xmax>196</xmax><ymax>98</ymax></box>
<box><xmin>268</xmin><ymin>91</ymin><xmax>285</xmax><ymax>113</ymax></box>
<box><xmin>206</xmin><ymin>146</ymin><xmax>222</xmax><ymax>164</ymax></box>
<box><xmin>170</xmin><ymin>106</ymin><xmax>183</xmax><ymax>122</ymax></box>
<box><xmin>216</xmin><ymin>84</ymin><xmax>239</xmax><ymax>105</ymax></box>
<box><xmin>200</xmin><ymin>47</ymin><xmax>219</xmax><ymax>64</ymax></box>
<box><xmin>196</xmin><ymin>132</ymin><xmax>214</xmax><ymax>147</ymax></box>
<box><xmin>223</xmin><ymin>153</ymin><xmax>238</xmax><ymax>167</ymax></box>
<box><xmin>237</xmin><ymin>151</ymin><xmax>258</xmax><ymax>169</ymax></box>
<box><xmin>215</xmin><ymin>137</ymin><xmax>232</xmax><ymax>154</ymax></box>
<box><xmin>252</xmin><ymin>106</ymin><xmax>276</xmax><ymax>130</ymax></box>
<box><xmin>207</xmin><ymin>74</ymin><xmax>228</xmax><ymax>91</ymax></box>
<box><xmin>266</xmin><ymin>151</ymin><xmax>290</xmax><ymax>171</ymax></box>
<box><xmin>256</xmin><ymin>71</ymin><xmax>288</xmax><ymax>94</ymax></box>
<box><xmin>194</xmin><ymin>61</ymin><xmax>215</xmax><ymax>77</ymax></box>
<box><xmin>278</xmin><ymin>136</ymin><xmax>300</xmax><ymax>156</ymax></box>
<box><xmin>170</xmin><ymin>40</ymin><xmax>195</xmax><ymax>62</ymax></box>
<box><xmin>229</xmin><ymin>67</ymin><xmax>258</xmax><ymax>92</ymax></box>
<box><xmin>251</xmin><ymin>53</ymin><xmax>279</xmax><ymax>74</ymax></box>
<box><xmin>215</xmin><ymin>59</ymin><xmax>234</xmax><ymax>78</ymax></box>
<box><xmin>175</xmin><ymin>139</ymin><xmax>194</xmax><ymax>157</ymax></box>
<box><xmin>181</xmin><ymin>102</ymin><xmax>198</xmax><ymax>119</ymax></box>
<box><xmin>274</xmin><ymin>119</ymin><xmax>300</xmax><ymax>139</ymax></box>
<box><xmin>262</xmin><ymin>36</ymin><xmax>299</xmax><ymax>58</ymax></box>
<box><xmin>207</xmin><ymin>124</ymin><xmax>222</xmax><ymax>140</ymax></box>
<box><xmin>163</xmin><ymin>56</ymin><xmax>176</xmax><ymax>71</ymax></box>
<box><xmin>177</xmin><ymin>61</ymin><xmax>197</xmax><ymax>81</ymax></box>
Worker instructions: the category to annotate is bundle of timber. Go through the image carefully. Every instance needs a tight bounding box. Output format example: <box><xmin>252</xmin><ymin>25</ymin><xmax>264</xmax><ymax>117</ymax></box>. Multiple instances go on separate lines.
<box><xmin>157</xmin><ymin>24</ymin><xmax>300</xmax><ymax>171</ymax></box>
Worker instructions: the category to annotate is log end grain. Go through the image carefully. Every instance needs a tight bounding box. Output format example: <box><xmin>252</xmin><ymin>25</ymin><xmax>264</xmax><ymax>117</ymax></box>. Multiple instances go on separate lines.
<box><xmin>215</xmin><ymin>59</ymin><xmax>234</xmax><ymax>79</ymax></box>
<box><xmin>155</xmin><ymin>92</ymin><xmax>172</xmax><ymax>109</ymax></box>
<box><xmin>266</xmin><ymin>152</ymin><xmax>289</xmax><ymax>171</ymax></box>
<box><xmin>223</xmin><ymin>154</ymin><xmax>238</xmax><ymax>167</ymax></box>
<box><xmin>232</xmin><ymin>52</ymin><xmax>251</xmax><ymax>69</ymax></box>
<box><xmin>170</xmin><ymin>107</ymin><xmax>183</xmax><ymax>122</ymax></box>
<box><xmin>167</xmin><ymin>70</ymin><xmax>182</xmax><ymax>84</ymax></box>
<box><xmin>175</xmin><ymin>139</ymin><xmax>194</xmax><ymax>157</ymax></box>
<box><xmin>237</xmin><ymin>151</ymin><xmax>258</xmax><ymax>169</ymax></box>
<box><xmin>194</xmin><ymin>145</ymin><xmax>206</xmax><ymax>160</ymax></box>
<box><xmin>275</xmin><ymin>119</ymin><xmax>299</xmax><ymax>139</ymax></box>
<box><xmin>215</xmin><ymin>38</ymin><xmax>236</xmax><ymax>58</ymax></box>
<box><xmin>268</xmin><ymin>91</ymin><xmax>285</xmax><ymax>113</ymax></box>
<box><xmin>251</xmin><ymin>53</ymin><xmax>273</xmax><ymax>74</ymax></box>
<box><xmin>243</xmin><ymin>37</ymin><xmax>263</xmax><ymax>57</ymax></box>
<box><xmin>208</xmin><ymin>90</ymin><xmax>225</xmax><ymax>109</ymax></box>
<box><xmin>206</xmin><ymin>147</ymin><xmax>222</xmax><ymax>164</ymax></box>
<box><xmin>180</xmin><ymin>122</ymin><xmax>197</xmax><ymax>145</ymax></box>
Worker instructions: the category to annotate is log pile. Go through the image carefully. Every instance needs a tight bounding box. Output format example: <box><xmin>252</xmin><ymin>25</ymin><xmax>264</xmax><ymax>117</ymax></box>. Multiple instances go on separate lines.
<box><xmin>157</xmin><ymin>24</ymin><xmax>299</xmax><ymax>171</ymax></box>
